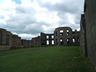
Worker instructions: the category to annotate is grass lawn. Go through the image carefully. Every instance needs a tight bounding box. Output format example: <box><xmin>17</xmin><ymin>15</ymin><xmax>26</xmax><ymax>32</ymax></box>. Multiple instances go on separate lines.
<box><xmin>0</xmin><ymin>47</ymin><xmax>42</xmax><ymax>56</ymax></box>
<box><xmin>0</xmin><ymin>46</ymin><xmax>94</xmax><ymax>72</ymax></box>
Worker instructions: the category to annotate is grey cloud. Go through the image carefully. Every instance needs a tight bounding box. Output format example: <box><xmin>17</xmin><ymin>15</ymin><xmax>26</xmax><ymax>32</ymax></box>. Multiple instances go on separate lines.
<box><xmin>39</xmin><ymin>0</ymin><xmax>84</xmax><ymax>14</ymax></box>
<box><xmin>0</xmin><ymin>0</ymin><xmax>84</xmax><ymax>39</ymax></box>
<box><xmin>0</xmin><ymin>16</ymin><xmax>5</xmax><ymax>19</ymax></box>
<box><xmin>38</xmin><ymin>0</ymin><xmax>84</xmax><ymax>30</ymax></box>
<box><xmin>16</xmin><ymin>7</ymin><xmax>26</xmax><ymax>14</ymax></box>
<box><xmin>5</xmin><ymin>8</ymin><xmax>49</xmax><ymax>34</ymax></box>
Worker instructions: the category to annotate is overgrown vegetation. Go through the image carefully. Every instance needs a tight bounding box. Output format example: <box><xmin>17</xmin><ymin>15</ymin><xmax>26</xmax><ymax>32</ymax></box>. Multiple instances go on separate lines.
<box><xmin>0</xmin><ymin>46</ymin><xmax>94</xmax><ymax>72</ymax></box>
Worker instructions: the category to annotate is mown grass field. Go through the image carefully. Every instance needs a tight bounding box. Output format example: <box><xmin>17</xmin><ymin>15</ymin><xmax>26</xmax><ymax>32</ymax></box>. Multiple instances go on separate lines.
<box><xmin>0</xmin><ymin>46</ymin><xmax>94</xmax><ymax>72</ymax></box>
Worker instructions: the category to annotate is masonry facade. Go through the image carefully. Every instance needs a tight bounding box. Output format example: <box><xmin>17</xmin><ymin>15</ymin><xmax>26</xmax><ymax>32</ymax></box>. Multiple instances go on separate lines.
<box><xmin>80</xmin><ymin>0</ymin><xmax>96</xmax><ymax>68</ymax></box>
<box><xmin>31</xmin><ymin>27</ymin><xmax>80</xmax><ymax>47</ymax></box>
<box><xmin>0</xmin><ymin>26</ymin><xmax>80</xmax><ymax>51</ymax></box>
<box><xmin>54</xmin><ymin>27</ymin><xmax>80</xmax><ymax>46</ymax></box>
<box><xmin>0</xmin><ymin>28</ymin><xmax>12</xmax><ymax>50</ymax></box>
<box><xmin>40</xmin><ymin>32</ymin><xmax>54</xmax><ymax>46</ymax></box>
<box><xmin>21</xmin><ymin>39</ymin><xmax>32</xmax><ymax>48</ymax></box>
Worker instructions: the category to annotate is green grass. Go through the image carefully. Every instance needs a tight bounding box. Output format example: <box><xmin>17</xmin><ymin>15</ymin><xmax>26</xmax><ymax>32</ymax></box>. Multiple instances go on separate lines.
<box><xmin>0</xmin><ymin>47</ymin><xmax>42</xmax><ymax>56</ymax></box>
<box><xmin>0</xmin><ymin>46</ymin><xmax>94</xmax><ymax>72</ymax></box>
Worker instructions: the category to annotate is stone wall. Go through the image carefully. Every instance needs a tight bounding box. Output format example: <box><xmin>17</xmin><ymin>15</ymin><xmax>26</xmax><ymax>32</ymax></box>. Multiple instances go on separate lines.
<box><xmin>40</xmin><ymin>32</ymin><xmax>54</xmax><ymax>46</ymax></box>
<box><xmin>0</xmin><ymin>28</ymin><xmax>33</xmax><ymax>50</ymax></box>
<box><xmin>0</xmin><ymin>46</ymin><xmax>11</xmax><ymax>51</ymax></box>
<box><xmin>80</xmin><ymin>14</ymin><xmax>88</xmax><ymax>56</ymax></box>
<box><xmin>80</xmin><ymin>0</ymin><xmax>96</xmax><ymax>68</ymax></box>
<box><xmin>40</xmin><ymin>32</ymin><xmax>46</xmax><ymax>46</ymax></box>
<box><xmin>54</xmin><ymin>27</ymin><xmax>80</xmax><ymax>46</ymax></box>
<box><xmin>32</xmin><ymin>36</ymin><xmax>41</xmax><ymax>47</ymax></box>
<box><xmin>72</xmin><ymin>30</ymin><xmax>80</xmax><ymax>46</ymax></box>
<box><xmin>0</xmin><ymin>28</ymin><xmax>12</xmax><ymax>50</ymax></box>
<box><xmin>11</xmin><ymin>35</ymin><xmax>22</xmax><ymax>49</ymax></box>
<box><xmin>21</xmin><ymin>40</ymin><xmax>32</xmax><ymax>48</ymax></box>
<box><xmin>0</xmin><ymin>26</ymin><xmax>80</xmax><ymax>51</ymax></box>
<box><xmin>31</xmin><ymin>32</ymin><xmax>55</xmax><ymax>47</ymax></box>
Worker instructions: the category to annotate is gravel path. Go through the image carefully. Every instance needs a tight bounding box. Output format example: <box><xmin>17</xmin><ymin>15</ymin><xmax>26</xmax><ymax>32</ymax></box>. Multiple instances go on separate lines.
<box><xmin>0</xmin><ymin>48</ymin><xmax>47</xmax><ymax>58</ymax></box>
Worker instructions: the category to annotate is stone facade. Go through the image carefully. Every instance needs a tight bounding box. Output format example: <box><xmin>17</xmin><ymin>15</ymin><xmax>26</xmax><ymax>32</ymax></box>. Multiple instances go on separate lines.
<box><xmin>80</xmin><ymin>14</ymin><xmax>88</xmax><ymax>56</ymax></box>
<box><xmin>80</xmin><ymin>0</ymin><xmax>96</xmax><ymax>68</ymax></box>
<box><xmin>72</xmin><ymin>30</ymin><xmax>80</xmax><ymax>46</ymax></box>
<box><xmin>11</xmin><ymin>35</ymin><xmax>22</xmax><ymax>49</ymax></box>
<box><xmin>54</xmin><ymin>27</ymin><xmax>80</xmax><ymax>46</ymax></box>
<box><xmin>31</xmin><ymin>27</ymin><xmax>80</xmax><ymax>47</ymax></box>
<box><xmin>0</xmin><ymin>26</ymin><xmax>80</xmax><ymax>50</ymax></box>
<box><xmin>40</xmin><ymin>32</ymin><xmax>54</xmax><ymax>46</ymax></box>
<box><xmin>31</xmin><ymin>33</ymin><xmax>54</xmax><ymax>47</ymax></box>
<box><xmin>0</xmin><ymin>28</ymin><xmax>12</xmax><ymax>50</ymax></box>
<box><xmin>32</xmin><ymin>36</ymin><xmax>41</xmax><ymax>47</ymax></box>
<box><xmin>21</xmin><ymin>40</ymin><xmax>32</xmax><ymax>48</ymax></box>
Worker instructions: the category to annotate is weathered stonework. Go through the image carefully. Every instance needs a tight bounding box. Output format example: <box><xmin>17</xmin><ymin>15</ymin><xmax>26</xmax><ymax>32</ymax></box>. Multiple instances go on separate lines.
<box><xmin>11</xmin><ymin>35</ymin><xmax>22</xmax><ymax>49</ymax></box>
<box><xmin>32</xmin><ymin>36</ymin><xmax>41</xmax><ymax>47</ymax></box>
<box><xmin>54</xmin><ymin>27</ymin><xmax>80</xmax><ymax>46</ymax></box>
<box><xmin>21</xmin><ymin>39</ymin><xmax>32</xmax><ymax>48</ymax></box>
<box><xmin>72</xmin><ymin>30</ymin><xmax>80</xmax><ymax>46</ymax></box>
<box><xmin>80</xmin><ymin>14</ymin><xmax>88</xmax><ymax>57</ymax></box>
<box><xmin>0</xmin><ymin>28</ymin><xmax>12</xmax><ymax>50</ymax></box>
<box><xmin>80</xmin><ymin>0</ymin><xmax>96</xmax><ymax>68</ymax></box>
<box><xmin>0</xmin><ymin>26</ymin><xmax>80</xmax><ymax>50</ymax></box>
<box><xmin>31</xmin><ymin>32</ymin><xmax>54</xmax><ymax>47</ymax></box>
<box><xmin>31</xmin><ymin>27</ymin><xmax>79</xmax><ymax>47</ymax></box>
<box><xmin>40</xmin><ymin>32</ymin><xmax>54</xmax><ymax>46</ymax></box>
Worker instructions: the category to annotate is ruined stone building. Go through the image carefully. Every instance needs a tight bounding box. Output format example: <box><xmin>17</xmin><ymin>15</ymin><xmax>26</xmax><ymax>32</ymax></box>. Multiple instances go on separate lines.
<box><xmin>31</xmin><ymin>36</ymin><xmax>41</xmax><ymax>47</ymax></box>
<box><xmin>21</xmin><ymin>39</ymin><xmax>32</xmax><ymax>48</ymax></box>
<box><xmin>0</xmin><ymin>26</ymin><xmax>80</xmax><ymax>50</ymax></box>
<box><xmin>72</xmin><ymin>30</ymin><xmax>80</xmax><ymax>46</ymax></box>
<box><xmin>54</xmin><ymin>27</ymin><xmax>73</xmax><ymax>46</ymax></box>
<box><xmin>32</xmin><ymin>27</ymin><xmax>80</xmax><ymax>47</ymax></box>
<box><xmin>80</xmin><ymin>0</ymin><xmax>96</xmax><ymax>68</ymax></box>
<box><xmin>54</xmin><ymin>27</ymin><xmax>80</xmax><ymax>46</ymax></box>
<box><xmin>40</xmin><ymin>32</ymin><xmax>54</xmax><ymax>46</ymax></box>
<box><xmin>11</xmin><ymin>35</ymin><xmax>22</xmax><ymax>49</ymax></box>
<box><xmin>31</xmin><ymin>33</ymin><xmax>54</xmax><ymax>47</ymax></box>
<box><xmin>0</xmin><ymin>28</ymin><xmax>29</xmax><ymax>50</ymax></box>
<box><xmin>0</xmin><ymin>28</ymin><xmax>12</xmax><ymax>50</ymax></box>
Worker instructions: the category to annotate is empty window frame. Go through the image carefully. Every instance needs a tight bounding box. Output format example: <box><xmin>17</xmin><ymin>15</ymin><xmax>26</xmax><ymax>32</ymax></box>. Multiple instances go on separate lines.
<box><xmin>51</xmin><ymin>35</ymin><xmax>54</xmax><ymax>39</ymax></box>
<box><xmin>67</xmin><ymin>38</ymin><xmax>69</xmax><ymax>42</ymax></box>
<box><xmin>60</xmin><ymin>33</ymin><xmax>63</xmax><ymax>36</ymax></box>
<box><xmin>67</xmin><ymin>30</ymin><xmax>69</xmax><ymax>32</ymax></box>
<box><xmin>72</xmin><ymin>38</ymin><xmax>75</xmax><ymax>43</ymax></box>
<box><xmin>60</xmin><ymin>30</ymin><xmax>63</xmax><ymax>33</ymax></box>
<box><xmin>46</xmin><ymin>35</ymin><xmax>49</xmax><ymax>39</ymax></box>
<box><xmin>60</xmin><ymin>39</ymin><xmax>63</xmax><ymax>42</ymax></box>
<box><xmin>46</xmin><ymin>40</ymin><xmax>49</xmax><ymax>45</ymax></box>
<box><xmin>52</xmin><ymin>40</ymin><xmax>54</xmax><ymax>45</ymax></box>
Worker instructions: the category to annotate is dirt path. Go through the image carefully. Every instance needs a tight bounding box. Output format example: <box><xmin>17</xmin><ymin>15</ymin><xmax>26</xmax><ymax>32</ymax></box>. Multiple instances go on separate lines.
<box><xmin>0</xmin><ymin>48</ymin><xmax>47</xmax><ymax>58</ymax></box>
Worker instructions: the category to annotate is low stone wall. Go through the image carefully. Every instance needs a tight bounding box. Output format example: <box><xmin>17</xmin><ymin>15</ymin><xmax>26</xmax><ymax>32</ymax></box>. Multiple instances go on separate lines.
<box><xmin>0</xmin><ymin>46</ymin><xmax>11</xmax><ymax>51</ymax></box>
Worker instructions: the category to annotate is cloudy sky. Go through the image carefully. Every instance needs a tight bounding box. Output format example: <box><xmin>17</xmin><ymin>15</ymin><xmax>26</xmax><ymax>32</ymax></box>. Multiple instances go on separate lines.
<box><xmin>0</xmin><ymin>0</ymin><xmax>84</xmax><ymax>40</ymax></box>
